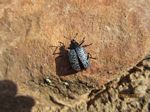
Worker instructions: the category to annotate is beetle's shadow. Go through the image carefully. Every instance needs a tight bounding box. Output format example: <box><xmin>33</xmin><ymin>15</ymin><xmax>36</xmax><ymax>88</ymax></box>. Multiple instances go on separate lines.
<box><xmin>55</xmin><ymin>46</ymin><xmax>77</xmax><ymax>76</ymax></box>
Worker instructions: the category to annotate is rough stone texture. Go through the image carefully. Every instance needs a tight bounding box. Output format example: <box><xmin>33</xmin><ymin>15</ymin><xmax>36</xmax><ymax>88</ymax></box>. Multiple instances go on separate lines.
<box><xmin>86</xmin><ymin>55</ymin><xmax>150</xmax><ymax>112</ymax></box>
<box><xmin>0</xmin><ymin>0</ymin><xmax>150</xmax><ymax>112</ymax></box>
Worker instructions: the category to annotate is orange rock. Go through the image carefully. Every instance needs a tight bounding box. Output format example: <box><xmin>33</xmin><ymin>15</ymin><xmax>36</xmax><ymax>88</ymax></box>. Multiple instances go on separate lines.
<box><xmin>0</xmin><ymin>0</ymin><xmax>150</xmax><ymax>86</ymax></box>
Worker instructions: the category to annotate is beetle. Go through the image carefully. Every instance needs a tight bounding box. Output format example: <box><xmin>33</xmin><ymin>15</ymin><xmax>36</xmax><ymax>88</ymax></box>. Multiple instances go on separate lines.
<box><xmin>66</xmin><ymin>33</ymin><xmax>94</xmax><ymax>71</ymax></box>
<box><xmin>52</xmin><ymin>33</ymin><xmax>95</xmax><ymax>72</ymax></box>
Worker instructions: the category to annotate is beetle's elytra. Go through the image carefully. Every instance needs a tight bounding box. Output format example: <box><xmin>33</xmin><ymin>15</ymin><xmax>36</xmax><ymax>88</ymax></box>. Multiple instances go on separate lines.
<box><xmin>67</xmin><ymin>33</ymin><xmax>93</xmax><ymax>71</ymax></box>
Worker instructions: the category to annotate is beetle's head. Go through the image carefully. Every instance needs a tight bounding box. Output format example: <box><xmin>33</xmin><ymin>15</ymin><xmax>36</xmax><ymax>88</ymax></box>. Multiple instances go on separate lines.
<box><xmin>71</xmin><ymin>39</ymin><xmax>78</xmax><ymax>44</ymax></box>
<box><xmin>63</xmin><ymin>33</ymin><xmax>79</xmax><ymax>49</ymax></box>
<box><xmin>70</xmin><ymin>39</ymin><xmax>79</xmax><ymax>49</ymax></box>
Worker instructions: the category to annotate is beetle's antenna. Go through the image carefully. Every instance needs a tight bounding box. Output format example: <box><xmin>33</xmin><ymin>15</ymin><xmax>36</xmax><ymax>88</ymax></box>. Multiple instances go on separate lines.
<box><xmin>73</xmin><ymin>33</ymin><xmax>78</xmax><ymax>39</ymax></box>
<box><xmin>64</xmin><ymin>33</ymin><xmax>78</xmax><ymax>40</ymax></box>
<box><xmin>64</xmin><ymin>36</ymin><xmax>71</xmax><ymax>40</ymax></box>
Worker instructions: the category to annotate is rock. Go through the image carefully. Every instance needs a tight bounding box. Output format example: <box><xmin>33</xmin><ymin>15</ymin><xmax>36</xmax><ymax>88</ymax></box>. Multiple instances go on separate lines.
<box><xmin>143</xmin><ymin>60</ymin><xmax>150</xmax><ymax>68</ymax></box>
<box><xmin>134</xmin><ymin>85</ymin><xmax>147</xmax><ymax>97</ymax></box>
<box><xmin>0</xmin><ymin>0</ymin><xmax>150</xmax><ymax>86</ymax></box>
<box><xmin>0</xmin><ymin>0</ymin><xmax>150</xmax><ymax>112</ymax></box>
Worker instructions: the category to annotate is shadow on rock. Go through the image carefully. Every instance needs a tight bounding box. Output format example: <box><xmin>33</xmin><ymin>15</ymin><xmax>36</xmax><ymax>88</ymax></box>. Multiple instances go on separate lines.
<box><xmin>55</xmin><ymin>46</ymin><xmax>77</xmax><ymax>76</ymax></box>
<box><xmin>0</xmin><ymin>80</ymin><xmax>35</xmax><ymax>112</ymax></box>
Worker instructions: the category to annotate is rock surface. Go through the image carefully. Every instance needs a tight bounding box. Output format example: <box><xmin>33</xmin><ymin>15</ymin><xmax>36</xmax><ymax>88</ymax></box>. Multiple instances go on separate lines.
<box><xmin>0</xmin><ymin>0</ymin><xmax>150</xmax><ymax>112</ymax></box>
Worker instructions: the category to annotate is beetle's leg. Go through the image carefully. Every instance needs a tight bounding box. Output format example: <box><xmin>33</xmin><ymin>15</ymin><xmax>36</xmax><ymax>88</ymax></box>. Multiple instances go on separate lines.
<box><xmin>87</xmin><ymin>53</ymin><xmax>96</xmax><ymax>59</ymax></box>
<box><xmin>58</xmin><ymin>41</ymin><xmax>65</xmax><ymax>47</ymax></box>
<box><xmin>82</xmin><ymin>43</ymin><xmax>93</xmax><ymax>47</ymax></box>
<box><xmin>52</xmin><ymin>46</ymin><xmax>59</xmax><ymax>55</ymax></box>
<box><xmin>52</xmin><ymin>46</ymin><xmax>65</xmax><ymax>55</ymax></box>
<box><xmin>53</xmin><ymin>52</ymin><xmax>60</xmax><ymax>55</ymax></box>
<box><xmin>79</xmin><ymin>37</ymin><xmax>85</xmax><ymax>46</ymax></box>
<box><xmin>87</xmin><ymin>53</ymin><xmax>90</xmax><ymax>59</ymax></box>
<box><xmin>50</xmin><ymin>42</ymin><xmax>64</xmax><ymax>55</ymax></box>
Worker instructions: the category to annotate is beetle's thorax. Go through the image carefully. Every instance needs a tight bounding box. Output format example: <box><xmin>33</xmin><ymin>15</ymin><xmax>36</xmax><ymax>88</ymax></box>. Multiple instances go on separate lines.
<box><xmin>69</xmin><ymin>39</ymin><xmax>80</xmax><ymax>49</ymax></box>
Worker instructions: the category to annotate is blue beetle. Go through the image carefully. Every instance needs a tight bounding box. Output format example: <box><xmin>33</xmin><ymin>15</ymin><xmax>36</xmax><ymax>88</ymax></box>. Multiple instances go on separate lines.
<box><xmin>52</xmin><ymin>33</ymin><xmax>94</xmax><ymax>72</ymax></box>
<box><xmin>67</xmin><ymin>33</ymin><xmax>94</xmax><ymax>71</ymax></box>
